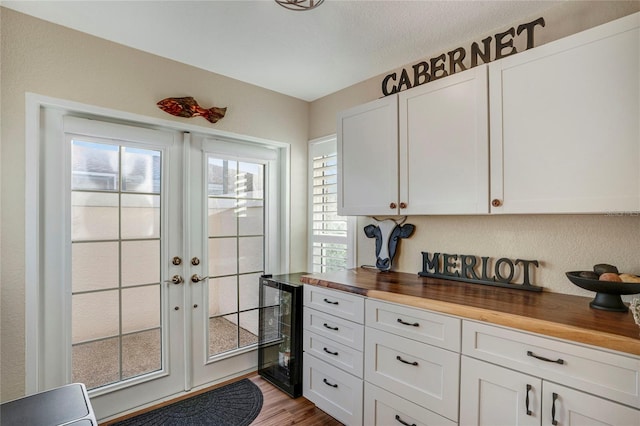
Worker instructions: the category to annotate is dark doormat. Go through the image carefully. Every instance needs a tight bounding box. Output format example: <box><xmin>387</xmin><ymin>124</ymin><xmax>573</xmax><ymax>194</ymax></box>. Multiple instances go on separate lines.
<box><xmin>112</xmin><ymin>379</ymin><xmax>263</xmax><ymax>426</ymax></box>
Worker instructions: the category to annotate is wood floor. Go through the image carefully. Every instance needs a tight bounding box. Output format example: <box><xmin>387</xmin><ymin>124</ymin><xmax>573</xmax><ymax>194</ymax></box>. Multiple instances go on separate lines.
<box><xmin>102</xmin><ymin>373</ymin><xmax>343</xmax><ymax>425</ymax></box>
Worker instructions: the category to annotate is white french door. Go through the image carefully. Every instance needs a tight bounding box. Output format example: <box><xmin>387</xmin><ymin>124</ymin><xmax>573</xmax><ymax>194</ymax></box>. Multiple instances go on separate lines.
<box><xmin>29</xmin><ymin>105</ymin><xmax>283</xmax><ymax>420</ymax></box>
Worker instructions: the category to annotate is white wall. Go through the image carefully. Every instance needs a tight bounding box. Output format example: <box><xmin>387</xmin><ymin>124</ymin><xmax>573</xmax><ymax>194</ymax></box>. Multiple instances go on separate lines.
<box><xmin>308</xmin><ymin>1</ymin><xmax>640</xmax><ymax>295</ymax></box>
<box><xmin>0</xmin><ymin>7</ymin><xmax>309</xmax><ymax>401</ymax></box>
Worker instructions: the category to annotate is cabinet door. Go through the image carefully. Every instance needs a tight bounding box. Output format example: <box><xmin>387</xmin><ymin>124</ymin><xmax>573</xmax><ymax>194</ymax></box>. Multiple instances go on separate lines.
<box><xmin>490</xmin><ymin>13</ymin><xmax>640</xmax><ymax>214</ymax></box>
<box><xmin>337</xmin><ymin>95</ymin><xmax>399</xmax><ymax>216</ymax></box>
<box><xmin>542</xmin><ymin>382</ymin><xmax>640</xmax><ymax>426</ymax></box>
<box><xmin>460</xmin><ymin>356</ymin><xmax>541</xmax><ymax>426</ymax></box>
<box><xmin>399</xmin><ymin>64</ymin><xmax>489</xmax><ymax>214</ymax></box>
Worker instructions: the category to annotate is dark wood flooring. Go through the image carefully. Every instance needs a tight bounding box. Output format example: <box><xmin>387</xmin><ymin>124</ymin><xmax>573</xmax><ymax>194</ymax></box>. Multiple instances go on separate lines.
<box><xmin>102</xmin><ymin>373</ymin><xmax>343</xmax><ymax>425</ymax></box>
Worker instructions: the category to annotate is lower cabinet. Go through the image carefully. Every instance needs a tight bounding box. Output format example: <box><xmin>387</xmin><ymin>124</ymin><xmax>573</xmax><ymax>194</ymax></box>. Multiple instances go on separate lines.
<box><xmin>460</xmin><ymin>356</ymin><xmax>640</xmax><ymax>426</ymax></box>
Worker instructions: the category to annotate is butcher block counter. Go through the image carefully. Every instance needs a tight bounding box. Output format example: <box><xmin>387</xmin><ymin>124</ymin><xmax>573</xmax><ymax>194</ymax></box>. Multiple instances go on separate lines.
<box><xmin>300</xmin><ymin>268</ymin><xmax>640</xmax><ymax>356</ymax></box>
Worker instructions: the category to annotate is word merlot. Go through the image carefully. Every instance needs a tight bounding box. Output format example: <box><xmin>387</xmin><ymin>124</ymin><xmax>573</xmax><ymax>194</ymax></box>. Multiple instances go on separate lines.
<box><xmin>382</xmin><ymin>17</ymin><xmax>546</xmax><ymax>96</ymax></box>
<box><xmin>419</xmin><ymin>251</ymin><xmax>541</xmax><ymax>292</ymax></box>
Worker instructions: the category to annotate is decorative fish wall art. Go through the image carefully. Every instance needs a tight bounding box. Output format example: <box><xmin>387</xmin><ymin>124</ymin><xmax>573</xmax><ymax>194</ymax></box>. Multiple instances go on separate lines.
<box><xmin>157</xmin><ymin>96</ymin><xmax>227</xmax><ymax>124</ymax></box>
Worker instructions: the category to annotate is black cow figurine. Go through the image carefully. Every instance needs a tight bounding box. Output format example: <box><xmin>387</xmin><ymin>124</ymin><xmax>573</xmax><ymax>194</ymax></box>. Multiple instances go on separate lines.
<box><xmin>364</xmin><ymin>218</ymin><xmax>415</xmax><ymax>271</ymax></box>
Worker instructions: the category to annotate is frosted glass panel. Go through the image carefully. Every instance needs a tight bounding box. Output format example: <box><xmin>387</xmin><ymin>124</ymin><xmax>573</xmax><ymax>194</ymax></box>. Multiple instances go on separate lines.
<box><xmin>238</xmin><ymin>200</ymin><xmax>263</xmax><ymax>235</ymax></box>
<box><xmin>122</xmin><ymin>329</ymin><xmax>161</xmax><ymax>379</ymax></box>
<box><xmin>72</xmin><ymin>290</ymin><xmax>119</xmax><ymax>343</ymax></box>
<box><xmin>239</xmin><ymin>236</ymin><xmax>263</xmax><ymax>273</ymax></box>
<box><xmin>121</xmin><ymin>194</ymin><xmax>160</xmax><ymax>239</ymax></box>
<box><xmin>208</xmin><ymin>198</ymin><xmax>236</xmax><ymax>237</ymax></box>
<box><xmin>72</xmin><ymin>192</ymin><xmax>119</xmax><ymax>241</ymax></box>
<box><xmin>208</xmin><ymin>158</ymin><xmax>237</xmax><ymax>197</ymax></box>
<box><xmin>122</xmin><ymin>240</ymin><xmax>160</xmax><ymax>286</ymax></box>
<box><xmin>208</xmin><ymin>276</ymin><xmax>237</xmax><ymax>317</ymax></box>
<box><xmin>71</xmin><ymin>140</ymin><xmax>119</xmax><ymax>191</ymax></box>
<box><xmin>239</xmin><ymin>273</ymin><xmax>261</xmax><ymax>311</ymax></box>
<box><xmin>72</xmin><ymin>242</ymin><xmax>119</xmax><ymax>292</ymax></box>
<box><xmin>122</xmin><ymin>147</ymin><xmax>161</xmax><ymax>193</ymax></box>
<box><xmin>237</xmin><ymin>162</ymin><xmax>264</xmax><ymax>199</ymax></box>
<box><xmin>208</xmin><ymin>237</ymin><xmax>237</xmax><ymax>276</ymax></box>
<box><xmin>122</xmin><ymin>285</ymin><xmax>160</xmax><ymax>333</ymax></box>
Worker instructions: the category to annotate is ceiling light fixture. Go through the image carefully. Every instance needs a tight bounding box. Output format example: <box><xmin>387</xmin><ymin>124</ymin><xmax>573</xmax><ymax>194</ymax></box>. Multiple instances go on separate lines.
<box><xmin>275</xmin><ymin>0</ymin><xmax>324</xmax><ymax>11</ymax></box>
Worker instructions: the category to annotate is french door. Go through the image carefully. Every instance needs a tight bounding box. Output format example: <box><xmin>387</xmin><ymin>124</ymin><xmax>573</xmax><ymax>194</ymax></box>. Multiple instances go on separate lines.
<box><xmin>31</xmin><ymin>108</ymin><xmax>282</xmax><ymax>420</ymax></box>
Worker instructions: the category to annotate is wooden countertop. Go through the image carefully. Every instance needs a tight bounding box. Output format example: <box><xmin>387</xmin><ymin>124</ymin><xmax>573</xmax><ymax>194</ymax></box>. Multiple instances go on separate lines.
<box><xmin>300</xmin><ymin>268</ymin><xmax>640</xmax><ymax>356</ymax></box>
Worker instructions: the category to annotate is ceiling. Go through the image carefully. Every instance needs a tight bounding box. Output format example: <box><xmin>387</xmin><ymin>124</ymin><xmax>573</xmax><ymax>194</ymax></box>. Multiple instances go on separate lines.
<box><xmin>3</xmin><ymin>0</ymin><xmax>562</xmax><ymax>101</ymax></box>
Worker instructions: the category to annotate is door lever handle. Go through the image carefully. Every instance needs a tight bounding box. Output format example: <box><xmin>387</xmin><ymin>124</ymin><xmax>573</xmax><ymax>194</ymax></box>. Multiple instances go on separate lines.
<box><xmin>191</xmin><ymin>274</ymin><xmax>208</xmax><ymax>283</ymax></box>
<box><xmin>164</xmin><ymin>275</ymin><xmax>184</xmax><ymax>285</ymax></box>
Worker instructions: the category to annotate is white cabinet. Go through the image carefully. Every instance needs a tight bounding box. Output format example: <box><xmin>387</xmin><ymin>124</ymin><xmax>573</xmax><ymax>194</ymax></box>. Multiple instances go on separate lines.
<box><xmin>337</xmin><ymin>65</ymin><xmax>488</xmax><ymax>216</ymax></box>
<box><xmin>337</xmin><ymin>95</ymin><xmax>398</xmax><ymax>216</ymax></box>
<box><xmin>489</xmin><ymin>12</ymin><xmax>640</xmax><ymax>214</ymax></box>
<box><xmin>303</xmin><ymin>286</ymin><xmax>364</xmax><ymax>425</ymax></box>
<box><xmin>399</xmin><ymin>64</ymin><xmax>489</xmax><ymax>214</ymax></box>
<box><xmin>461</xmin><ymin>321</ymin><xmax>640</xmax><ymax>426</ymax></box>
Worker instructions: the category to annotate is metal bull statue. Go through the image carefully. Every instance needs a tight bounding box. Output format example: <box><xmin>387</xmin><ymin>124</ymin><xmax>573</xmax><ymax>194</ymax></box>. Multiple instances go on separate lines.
<box><xmin>364</xmin><ymin>217</ymin><xmax>415</xmax><ymax>271</ymax></box>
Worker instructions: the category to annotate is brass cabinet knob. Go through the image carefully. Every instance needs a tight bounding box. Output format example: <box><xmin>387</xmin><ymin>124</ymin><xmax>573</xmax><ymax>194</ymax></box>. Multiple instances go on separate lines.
<box><xmin>491</xmin><ymin>199</ymin><xmax>502</xmax><ymax>207</ymax></box>
<box><xmin>390</xmin><ymin>202</ymin><xmax>397</xmax><ymax>209</ymax></box>
<box><xmin>399</xmin><ymin>202</ymin><xmax>407</xmax><ymax>209</ymax></box>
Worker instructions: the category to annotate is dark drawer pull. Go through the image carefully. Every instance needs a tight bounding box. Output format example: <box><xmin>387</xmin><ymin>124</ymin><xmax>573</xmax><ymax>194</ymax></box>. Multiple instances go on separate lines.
<box><xmin>551</xmin><ymin>392</ymin><xmax>559</xmax><ymax>425</ymax></box>
<box><xmin>397</xmin><ymin>318</ymin><xmax>419</xmax><ymax>327</ymax></box>
<box><xmin>323</xmin><ymin>378</ymin><xmax>338</xmax><ymax>388</ymax></box>
<box><xmin>323</xmin><ymin>298</ymin><xmax>339</xmax><ymax>305</ymax></box>
<box><xmin>395</xmin><ymin>414</ymin><xmax>416</xmax><ymax>426</ymax></box>
<box><xmin>323</xmin><ymin>347</ymin><xmax>339</xmax><ymax>356</ymax></box>
<box><xmin>527</xmin><ymin>350</ymin><xmax>564</xmax><ymax>365</ymax></box>
<box><xmin>323</xmin><ymin>323</ymin><xmax>339</xmax><ymax>331</ymax></box>
<box><xmin>396</xmin><ymin>355</ymin><xmax>418</xmax><ymax>366</ymax></box>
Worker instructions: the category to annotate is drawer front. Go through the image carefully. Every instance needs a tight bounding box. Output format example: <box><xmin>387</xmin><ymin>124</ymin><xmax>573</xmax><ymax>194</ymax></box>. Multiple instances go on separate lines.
<box><xmin>304</xmin><ymin>307</ymin><xmax>364</xmax><ymax>351</ymax></box>
<box><xmin>366</xmin><ymin>299</ymin><xmax>461</xmax><ymax>351</ymax></box>
<box><xmin>365</xmin><ymin>328</ymin><xmax>460</xmax><ymax>421</ymax></box>
<box><xmin>462</xmin><ymin>320</ymin><xmax>640</xmax><ymax>409</ymax></box>
<box><xmin>303</xmin><ymin>353</ymin><xmax>363</xmax><ymax>426</ymax></box>
<box><xmin>364</xmin><ymin>382</ymin><xmax>457</xmax><ymax>426</ymax></box>
<box><xmin>304</xmin><ymin>285</ymin><xmax>365</xmax><ymax>324</ymax></box>
<box><xmin>304</xmin><ymin>330</ymin><xmax>364</xmax><ymax>378</ymax></box>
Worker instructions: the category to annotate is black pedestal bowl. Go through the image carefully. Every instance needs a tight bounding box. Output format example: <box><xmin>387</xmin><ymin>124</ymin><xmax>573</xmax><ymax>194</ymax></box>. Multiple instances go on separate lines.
<box><xmin>566</xmin><ymin>271</ymin><xmax>640</xmax><ymax>312</ymax></box>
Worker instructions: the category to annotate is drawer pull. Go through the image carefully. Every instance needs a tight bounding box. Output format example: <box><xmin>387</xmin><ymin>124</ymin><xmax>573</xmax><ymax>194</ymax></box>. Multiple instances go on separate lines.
<box><xmin>551</xmin><ymin>392</ymin><xmax>559</xmax><ymax>425</ymax></box>
<box><xmin>394</xmin><ymin>414</ymin><xmax>416</xmax><ymax>426</ymax></box>
<box><xmin>396</xmin><ymin>355</ymin><xmax>418</xmax><ymax>366</ymax></box>
<box><xmin>527</xmin><ymin>350</ymin><xmax>565</xmax><ymax>365</ymax></box>
<box><xmin>323</xmin><ymin>347</ymin><xmax>339</xmax><ymax>356</ymax></box>
<box><xmin>397</xmin><ymin>318</ymin><xmax>419</xmax><ymax>327</ymax></box>
<box><xmin>525</xmin><ymin>384</ymin><xmax>532</xmax><ymax>416</ymax></box>
<box><xmin>323</xmin><ymin>298</ymin><xmax>339</xmax><ymax>305</ymax></box>
<box><xmin>323</xmin><ymin>323</ymin><xmax>339</xmax><ymax>331</ymax></box>
<box><xmin>323</xmin><ymin>378</ymin><xmax>338</xmax><ymax>388</ymax></box>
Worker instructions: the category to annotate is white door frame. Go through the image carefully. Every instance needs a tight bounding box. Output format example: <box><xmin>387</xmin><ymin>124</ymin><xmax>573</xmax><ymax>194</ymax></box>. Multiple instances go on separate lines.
<box><xmin>24</xmin><ymin>93</ymin><xmax>290</xmax><ymax>408</ymax></box>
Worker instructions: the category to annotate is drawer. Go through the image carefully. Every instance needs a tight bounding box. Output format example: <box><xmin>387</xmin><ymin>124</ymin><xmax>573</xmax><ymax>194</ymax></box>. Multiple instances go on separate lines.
<box><xmin>462</xmin><ymin>320</ymin><xmax>640</xmax><ymax>409</ymax></box>
<box><xmin>304</xmin><ymin>307</ymin><xmax>364</xmax><ymax>351</ymax></box>
<box><xmin>366</xmin><ymin>299</ymin><xmax>461</xmax><ymax>352</ymax></box>
<box><xmin>304</xmin><ymin>285</ymin><xmax>364</xmax><ymax>324</ymax></box>
<box><xmin>364</xmin><ymin>382</ymin><xmax>457</xmax><ymax>426</ymax></box>
<box><xmin>303</xmin><ymin>352</ymin><xmax>363</xmax><ymax>426</ymax></box>
<box><xmin>304</xmin><ymin>329</ymin><xmax>363</xmax><ymax>378</ymax></box>
<box><xmin>365</xmin><ymin>328</ymin><xmax>460</xmax><ymax>421</ymax></box>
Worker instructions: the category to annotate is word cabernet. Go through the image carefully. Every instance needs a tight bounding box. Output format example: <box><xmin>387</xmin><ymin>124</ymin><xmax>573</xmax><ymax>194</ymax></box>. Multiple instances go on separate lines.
<box><xmin>419</xmin><ymin>251</ymin><xmax>541</xmax><ymax>292</ymax></box>
<box><xmin>382</xmin><ymin>17</ymin><xmax>546</xmax><ymax>96</ymax></box>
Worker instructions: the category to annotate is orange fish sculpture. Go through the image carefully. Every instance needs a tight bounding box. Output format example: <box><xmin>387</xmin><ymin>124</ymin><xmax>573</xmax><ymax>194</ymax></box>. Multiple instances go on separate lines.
<box><xmin>157</xmin><ymin>97</ymin><xmax>227</xmax><ymax>124</ymax></box>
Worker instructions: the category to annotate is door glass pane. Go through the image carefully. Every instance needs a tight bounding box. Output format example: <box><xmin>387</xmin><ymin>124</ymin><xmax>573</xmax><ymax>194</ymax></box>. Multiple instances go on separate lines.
<box><xmin>71</xmin><ymin>139</ymin><xmax>163</xmax><ymax>390</ymax></box>
<box><xmin>206</xmin><ymin>156</ymin><xmax>264</xmax><ymax>358</ymax></box>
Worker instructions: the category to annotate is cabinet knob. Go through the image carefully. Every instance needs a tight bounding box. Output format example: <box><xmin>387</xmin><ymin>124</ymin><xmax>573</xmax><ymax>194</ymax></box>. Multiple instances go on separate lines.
<box><xmin>491</xmin><ymin>199</ymin><xmax>502</xmax><ymax>207</ymax></box>
<box><xmin>389</xmin><ymin>202</ymin><xmax>397</xmax><ymax>209</ymax></box>
<box><xmin>399</xmin><ymin>202</ymin><xmax>407</xmax><ymax>209</ymax></box>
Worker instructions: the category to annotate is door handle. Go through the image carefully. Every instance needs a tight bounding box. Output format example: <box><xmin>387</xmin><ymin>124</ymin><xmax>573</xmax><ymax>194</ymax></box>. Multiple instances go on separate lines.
<box><xmin>164</xmin><ymin>275</ymin><xmax>184</xmax><ymax>285</ymax></box>
<box><xmin>191</xmin><ymin>274</ymin><xmax>207</xmax><ymax>283</ymax></box>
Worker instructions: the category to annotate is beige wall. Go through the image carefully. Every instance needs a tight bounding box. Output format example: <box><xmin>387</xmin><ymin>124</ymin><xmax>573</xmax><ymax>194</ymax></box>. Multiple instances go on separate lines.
<box><xmin>309</xmin><ymin>1</ymin><xmax>640</xmax><ymax>295</ymax></box>
<box><xmin>0</xmin><ymin>8</ymin><xmax>308</xmax><ymax>400</ymax></box>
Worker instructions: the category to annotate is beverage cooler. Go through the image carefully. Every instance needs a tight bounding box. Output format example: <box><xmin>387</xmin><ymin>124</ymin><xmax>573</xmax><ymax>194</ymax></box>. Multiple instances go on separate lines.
<box><xmin>258</xmin><ymin>273</ymin><xmax>305</xmax><ymax>398</ymax></box>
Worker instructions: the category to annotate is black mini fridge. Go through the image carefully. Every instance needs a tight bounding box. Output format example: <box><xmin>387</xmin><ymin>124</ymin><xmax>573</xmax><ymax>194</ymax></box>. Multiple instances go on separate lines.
<box><xmin>258</xmin><ymin>273</ymin><xmax>305</xmax><ymax>398</ymax></box>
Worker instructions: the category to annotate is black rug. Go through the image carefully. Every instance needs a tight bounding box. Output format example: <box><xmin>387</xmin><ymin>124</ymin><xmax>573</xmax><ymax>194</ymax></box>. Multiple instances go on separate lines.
<box><xmin>113</xmin><ymin>379</ymin><xmax>263</xmax><ymax>426</ymax></box>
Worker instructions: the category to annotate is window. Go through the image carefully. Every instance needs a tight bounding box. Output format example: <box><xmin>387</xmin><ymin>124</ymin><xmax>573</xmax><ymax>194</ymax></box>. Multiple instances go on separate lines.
<box><xmin>308</xmin><ymin>136</ymin><xmax>355</xmax><ymax>273</ymax></box>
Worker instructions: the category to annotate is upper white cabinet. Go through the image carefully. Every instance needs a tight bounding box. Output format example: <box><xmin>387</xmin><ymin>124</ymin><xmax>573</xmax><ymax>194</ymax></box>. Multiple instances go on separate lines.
<box><xmin>338</xmin><ymin>65</ymin><xmax>489</xmax><ymax>215</ymax></box>
<box><xmin>399</xmin><ymin>64</ymin><xmax>489</xmax><ymax>214</ymax></box>
<box><xmin>489</xmin><ymin>12</ymin><xmax>640</xmax><ymax>214</ymax></box>
<box><xmin>337</xmin><ymin>95</ymin><xmax>398</xmax><ymax>216</ymax></box>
